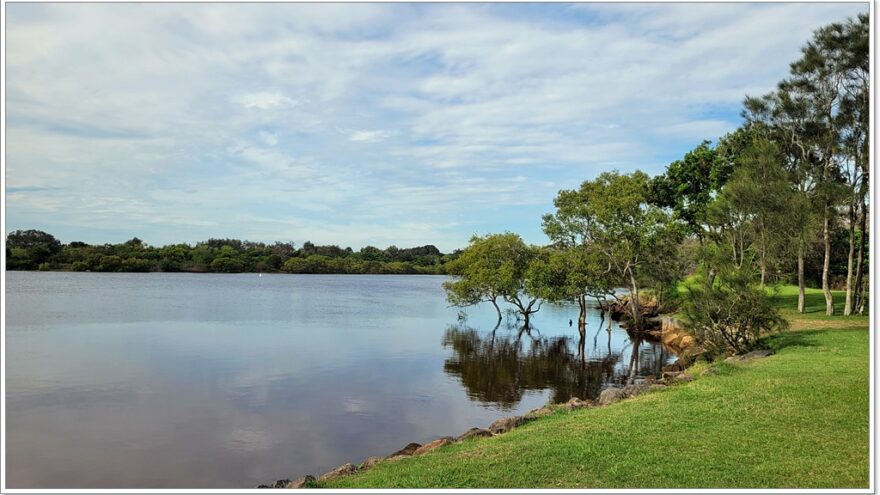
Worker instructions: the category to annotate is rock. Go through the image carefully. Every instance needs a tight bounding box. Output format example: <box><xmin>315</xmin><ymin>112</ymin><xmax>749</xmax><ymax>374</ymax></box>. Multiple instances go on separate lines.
<box><xmin>269</xmin><ymin>479</ymin><xmax>290</xmax><ymax>488</ymax></box>
<box><xmin>700</xmin><ymin>367</ymin><xmax>716</xmax><ymax>376</ymax></box>
<box><xmin>741</xmin><ymin>349</ymin><xmax>773</xmax><ymax>360</ymax></box>
<box><xmin>662</xmin><ymin>363</ymin><xmax>684</xmax><ymax>373</ymax></box>
<box><xmin>679</xmin><ymin>335</ymin><xmax>695</xmax><ymax>349</ymax></box>
<box><xmin>561</xmin><ymin>397</ymin><xmax>591</xmax><ymax>410</ymax></box>
<box><xmin>488</xmin><ymin>415</ymin><xmax>526</xmax><ymax>434</ymax></box>
<box><xmin>413</xmin><ymin>437</ymin><xmax>454</xmax><ymax>455</ymax></box>
<box><xmin>317</xmin><ymin>463</ymin><xmax>358</xmax><ymax>482</ymax></box>
<box><xmin>360</xmin><ymin>456</ymin><xmax>383</xmax><ymax>471</ymax></box>
<box><xmin>727</xmin><ymin>349</ymin><xmax>773</xmax><ymax>362</ymax></box>
<box><xmin>662</xmin><ymin>371</ymin><xmax>682</xmax><ymax>380</ymax></box>
<box><xmin>623</xmin><ymin>383</ymin><xmax>652</xmax><ymax>397</ymax></box>
<box><xmin>525</xmin><ymin>406</ymin><xmax>554</xmax><ymax>418</ymax></box>
<box><xmin>650</xmin><ymin>384</ymin><xmax>667</xmax><ymax>391</ymax></box>
<box><xmin>256</xmin><ymin>484</ymin><xmax>270</xmax><ymax>489</ymax></box>
<box><xmin>388</xmin><ymin>442</ymin><xmax>421</xmax><ymax>458</ymax></box>
<box><xmin>285</xmin><ymin>475</ymin><xmax>316</xmax><ymax>488</ymax></box>
<box><xmin>386</xmin><ymin>455</ymin><xmax>409</xmax><ymax>462</ymax></box>
<box><xmin>457</xmin><ymin>427</ymin><xmax>493</xmax><ymax>441</ymax></box>
<box><xmin>674</xmin><ymin>373</ymin><xmax>694</xmax><ymax>382</ymax></box>
<box><xmin>598</xmin><ymin>387</ymin><xmax>626</xmax><ymax>405</ymax></box>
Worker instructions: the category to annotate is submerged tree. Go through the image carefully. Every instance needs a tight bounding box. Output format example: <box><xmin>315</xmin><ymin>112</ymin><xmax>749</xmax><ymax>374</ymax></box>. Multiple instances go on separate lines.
<box><xmin>443</xmin><ymin>233</ymin><xmax>543</xmax><ymax>327</ymax></box>
<box><xmin>526</xmin><ymin>247</ymin><xmax>612</xmax><ymax>333</ymax></box>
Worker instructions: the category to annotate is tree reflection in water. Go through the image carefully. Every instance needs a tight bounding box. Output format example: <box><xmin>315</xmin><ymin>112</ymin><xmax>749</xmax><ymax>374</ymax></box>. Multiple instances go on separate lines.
<box><xmin>442</xmin><ymin>323</ymin><xmax>673</xmax><ymax>409</ymax></box>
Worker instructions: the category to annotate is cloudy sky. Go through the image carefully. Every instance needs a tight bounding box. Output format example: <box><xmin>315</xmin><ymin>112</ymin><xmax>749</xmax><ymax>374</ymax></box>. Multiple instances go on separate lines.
<box><xmin>4</xmin><ymin>2</ymin><xmax>868</xmax><ymax>251</ymax></box>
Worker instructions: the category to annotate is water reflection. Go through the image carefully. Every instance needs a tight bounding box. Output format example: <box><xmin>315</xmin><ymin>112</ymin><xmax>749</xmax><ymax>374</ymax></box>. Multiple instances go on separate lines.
<box><xmin>443</xmin><ymin>323</ymin><xmax>673</xmax><ymax>409</ymax></box>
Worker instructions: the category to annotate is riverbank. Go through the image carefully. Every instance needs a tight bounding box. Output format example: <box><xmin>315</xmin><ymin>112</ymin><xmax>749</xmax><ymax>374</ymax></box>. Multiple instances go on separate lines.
<box><xmin>319</xmin><ymin>287</ymin><xmax>869</xmax><ymax>489</ymax></box>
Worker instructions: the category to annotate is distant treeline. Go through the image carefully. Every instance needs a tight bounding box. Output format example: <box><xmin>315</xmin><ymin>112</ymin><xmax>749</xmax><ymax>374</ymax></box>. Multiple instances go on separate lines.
<box><xmin>4</xmin><ymin>230</ymin><xmax>459</xmax><ymax>275</ymax></box>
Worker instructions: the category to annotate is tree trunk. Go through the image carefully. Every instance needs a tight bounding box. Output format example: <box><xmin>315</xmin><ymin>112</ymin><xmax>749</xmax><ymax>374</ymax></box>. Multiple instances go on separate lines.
<box><xmin>853</xmin><ymin>180</ymin><xmax>868</xmax><ymax>312</ymax></box>
<box><xmin>797</xmin><ymin>241</ymin><xmax>806</xmax><ymax>313</ymax></box>
<box><xmin>490</xmin><ymin>298</ymin><xmax>502</xmax><ymax>324</ymax></box>
<box><xmin>626</xmin><ymin>341</ymin><xmax>639</xmax><ymax>385</ymax></box>
<box><xmin>857</xmin><ymin>275</ymin><xmax>867</xmax><ymax>315</ymax></box>
<box><xmin>577</xmin><ymin>294</ymin><xmax>587</xmax><ymax>333</ymax></box>
<box><xmin>760</xmin><ymin>223</ymin><xmax>767</xmax><ymax>290</ymax></box>
<box><xmin>822</xmin><ymin>205</ymin><xmax>834</xmax><ymax>316</ymax></box>
<box><xmin>628</xmin><ymin>271</ymin><xmax>641</xmax><ymax>331</ymax></box>
<box><xmin>844</xmin><ymin>199</ymin><xmax>856</xmax><ymax>315</ymax></box>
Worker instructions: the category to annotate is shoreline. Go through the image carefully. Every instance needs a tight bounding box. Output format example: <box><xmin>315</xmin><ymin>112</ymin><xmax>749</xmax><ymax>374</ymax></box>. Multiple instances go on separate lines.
<box><xmin>260</xmin><ymin>315</ymin><xmax>698</xmax><ymax>489</ymax></box>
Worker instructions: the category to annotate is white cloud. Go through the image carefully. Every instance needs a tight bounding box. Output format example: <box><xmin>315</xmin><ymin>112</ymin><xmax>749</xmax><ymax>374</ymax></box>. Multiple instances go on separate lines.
<box><xmin>4</xmin><ymin>3</ymin><xmax>867</xmax><ymax>250</ymax></box>
<box><xmin>259</xmin><ymin>131</ymin><xmax>279</xmax><ymax>146</ymax></box>
<box><xmin>348</xmin><ymin>130</ymin><xmax>393</xmax><ymax>143</ymax></box>
<box><xmin>235</xmin><ymin>92</ymin><xmax>300</xmax><ymax>111</ymax></box>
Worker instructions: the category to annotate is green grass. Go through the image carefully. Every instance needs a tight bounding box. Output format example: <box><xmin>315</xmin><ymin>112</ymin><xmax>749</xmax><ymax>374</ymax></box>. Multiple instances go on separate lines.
<box><xmin>321</xmin><ymin>285</ymin><xmax>870</xmax><ymax>489</ymax></box>
<box><xmin>772</xmin><ymin>284</ymin><xmax>869</xmax><ymax>321</ymax></box>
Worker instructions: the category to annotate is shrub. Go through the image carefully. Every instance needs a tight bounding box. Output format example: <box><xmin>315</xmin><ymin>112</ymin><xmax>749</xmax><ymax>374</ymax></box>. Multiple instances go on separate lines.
<box><xmin>682</xmin><ymin>267</ymin><xmax>788</xmax><ymax>356</ymax></box>
<box><xmin>210</xmin><ymin>257</ymin><xmax>244</xmax><ymax>273</ymax></box>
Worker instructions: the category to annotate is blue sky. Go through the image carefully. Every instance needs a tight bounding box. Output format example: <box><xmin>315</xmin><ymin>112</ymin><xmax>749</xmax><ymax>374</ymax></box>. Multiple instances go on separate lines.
<box><xmin>4</xmin><ymin>2</ymin><xmax>868</xmax><ymax>251</ymax></box>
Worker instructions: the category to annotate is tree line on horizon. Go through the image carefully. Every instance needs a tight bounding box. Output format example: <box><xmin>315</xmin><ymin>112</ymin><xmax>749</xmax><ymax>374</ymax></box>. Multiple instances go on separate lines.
<box><xmin>4</xmin><ymin>231</ymin><xmax>457</xmax><ymax>275</ymax></box>
<box><xmin>444</xmin><ymin>14</ymin><xmax>868</xmax><ymax>354</ymax></box>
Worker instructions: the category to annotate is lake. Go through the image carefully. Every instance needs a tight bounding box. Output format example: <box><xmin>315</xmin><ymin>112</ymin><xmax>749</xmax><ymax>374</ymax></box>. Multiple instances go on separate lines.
<box><xmin>5</xmin><ymin>272</ymin><xmax>675</xmax><ymax>488</ymax></box>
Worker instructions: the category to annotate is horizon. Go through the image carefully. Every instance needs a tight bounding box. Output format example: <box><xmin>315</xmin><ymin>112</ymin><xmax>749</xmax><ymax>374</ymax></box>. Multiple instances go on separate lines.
<box><xmin>4</xmin><ymin>2</ymin><xmax>868</xmax><ymax>252</ymax></box>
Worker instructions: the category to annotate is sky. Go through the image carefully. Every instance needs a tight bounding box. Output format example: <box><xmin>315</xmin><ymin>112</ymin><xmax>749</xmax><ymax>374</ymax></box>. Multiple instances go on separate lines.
<box><xmin>4</xmin><ymin>2</ymin><xmax>869</xmax><ymax>252</ymax></box>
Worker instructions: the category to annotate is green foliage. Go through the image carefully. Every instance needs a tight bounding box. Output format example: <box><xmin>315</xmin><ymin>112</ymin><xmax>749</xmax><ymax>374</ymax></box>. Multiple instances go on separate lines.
<box><xmin>443</xmin><ymin>233</ymin><xmax>541</xmax><ymax>323</ymax></box>
<box><xmin>210</xmin><ymin>257</ymin><xmax>244</xmax><ymax>273</ymax></box>
<box><xmin>682</xmin><ymin>267</ymin><xmax>788</xmax><ymax>355</ymax></box>
<box><xmin>543</xmin><ymin>171</ymin><xmax>685</xmax><ymax>326</ymax></box>
<box><xmin>5</xmin><ymin>231</ymin><xmax>454</xmax><ymax>275</ymax></box>
<box><xmin>5</xmin><ymin>229</ymin><xmax>62</xmax><ymax>270</ymax></box>
<box><xmin>525</xmin><ymin>247</ymin><xmax>611</xmax><ymax>303</ymax></box>
<box><xmin>648</xmin><ymin>141</ymin><xmax>730</xmax><ymax>237</ymax></box>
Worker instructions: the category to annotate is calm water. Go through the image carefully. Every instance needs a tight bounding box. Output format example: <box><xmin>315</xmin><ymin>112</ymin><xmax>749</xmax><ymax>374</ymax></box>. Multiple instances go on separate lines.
<box><xmin>5</xmin><ymin>272</ymin><xmax>675</xmax><ymax>488</ymax></box>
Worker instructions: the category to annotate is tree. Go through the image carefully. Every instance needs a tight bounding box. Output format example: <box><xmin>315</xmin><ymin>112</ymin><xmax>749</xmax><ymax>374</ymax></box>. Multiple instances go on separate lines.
<box><xmin>443</xmin><ymin>233</ymin><xmax>542</xmax><ymax>327</ymax></box>
<box><xmin>526</xmin><ymin>246</ymin><xmax>612</xmax><ymax>332</ymax></box>
<box><xmin>543</xmin><ymin>171</ymin><xmax>684</xmax><ymax>331</ymax></box>
<box><xmin>6</xmin><ymin>229</ymin><xmax>62</xmax><ymax>270</ymax></box>
<box><xmin>721</xmin><ymin>138</ymin><xmax>795</xmax><ymax>288</ymax></box>
<box><xmin>781</xmin><ymin>20</ymin><xmax>853</xmax><ymax>316</ymax></box>
<box><xmin>648</xmin><ymin>141</ymin><xmax>731</xmax><ymax>240</ymax></box>
<box><xmin>682</xmin><ymin>265</ymin><xmax>788</xmax><ymax>355</ymax></box>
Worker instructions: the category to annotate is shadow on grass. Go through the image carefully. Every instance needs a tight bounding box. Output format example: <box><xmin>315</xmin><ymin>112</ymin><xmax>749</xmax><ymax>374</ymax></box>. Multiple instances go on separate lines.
<box><xmin>771</xmin><ymin>292</ymin><xmax>851</xmax><ymax>315</ymax></box>
<box><xmin>762</xmin><ymin>330</ymin><xmax>822</xmax><ymax>353</ymax></box>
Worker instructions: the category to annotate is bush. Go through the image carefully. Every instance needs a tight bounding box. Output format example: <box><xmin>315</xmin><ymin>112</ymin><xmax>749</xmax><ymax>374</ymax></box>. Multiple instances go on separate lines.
<box><xmin>210</xmin><ymin>257</ymin><xmax>244</xmax><ymax>273</ymax></box>
<box><xmin>71</xmin><ymin>261</ymin><xmax>89</xmax><ymax>272</ymax></box>
<box><xmin>682</xmin><ymin>267</ymin><xmax>788</xmax><ymax>356</ymax></box>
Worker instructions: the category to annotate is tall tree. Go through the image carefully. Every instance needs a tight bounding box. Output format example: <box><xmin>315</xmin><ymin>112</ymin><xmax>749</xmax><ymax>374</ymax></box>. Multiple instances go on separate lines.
<box><xmin>782</xmin><ymin>20</ymin><xmax>852</xmax><ymax>315</ymax></box>
<box><xmin>836</xmin><ymin>14</ymin><xmax>869</xmax><ymax>315</ymax></box>
<box><xmin>543</xmin><ymin>171</ymin><xmax>683</xmax><ymax>331</ymax></box>
<box><xmin>722</xmin><ymin>138</ymin><xmax>795</xmax><ymax>288</ymax></box>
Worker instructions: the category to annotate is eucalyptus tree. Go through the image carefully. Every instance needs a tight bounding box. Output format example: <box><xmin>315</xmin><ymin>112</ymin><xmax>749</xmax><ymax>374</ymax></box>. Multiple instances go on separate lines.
<box><xmin>779</xmin><ymin>20</ymin><xmax>858</xmax><ymax>315</ymax></box>
<box><xmin>542</xmin><ymin>171</ymin><xmax>684</xmax><ymax>331</ymax></box>
<box><xmin>836</xmin><ymin>14</ymin><xmax>869</xmax><ymax>315</ymax></box>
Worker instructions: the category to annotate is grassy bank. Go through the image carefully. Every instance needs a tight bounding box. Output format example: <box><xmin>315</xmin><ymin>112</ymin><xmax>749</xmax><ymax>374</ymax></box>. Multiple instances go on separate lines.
<box><xmin>321</xmin><ymin>286</ymin><xmax>870</xmax><ymax>489</ymax></box>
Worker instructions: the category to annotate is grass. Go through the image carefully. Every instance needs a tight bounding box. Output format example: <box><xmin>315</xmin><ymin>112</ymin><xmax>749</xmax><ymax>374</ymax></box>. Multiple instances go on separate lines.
<box><xmin>320</xmin><ymin>285</ymin><xmax>870</xmax><ymax>489</ymax></box>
